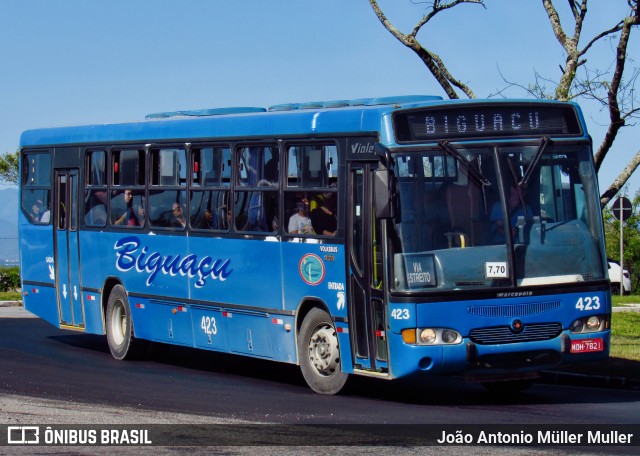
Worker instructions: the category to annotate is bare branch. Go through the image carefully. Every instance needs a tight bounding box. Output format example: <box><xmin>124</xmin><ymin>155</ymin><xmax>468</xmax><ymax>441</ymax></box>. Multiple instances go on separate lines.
<box><xmin>594</xmin><ymin>13</ymin><xmax>640</xmax><ymax>171</ymax></box>
<box><xmin>600</xmin><ymin>149</ymin><xmax>640</xmax><ymax>207</ymax></box>
<box><xmin>368</xmin><ymin>0</ymin><xmax>408</xmax><ymax>44</ymax></box>
<box><xmin>491</xmin><ymin>67</ymin><xmax>557</xmax><ymax>99</ymax></box>
<box><xmin>579</xmin><ymin>21</ymin><xmax>624</xmax><ymax>57</ymax></box>
<box><xmin>411</xmin><ymin>0</ymin><xmax>485</xmax><ymax>37</ymax></box>
<box><xmin>368</xmin><ymin>0</ymin><xmax>483</xmax><ymax>99</ymax></box>
<box><xmin>429</xmin><ymin>51</ymin><xmax>476</xmax><ymax>98</ymax></box>
<box><xmin>543</xmin><ymin>0</ymin><xmax>570</xmax><ymax>50</ymax></box>
<box><xmin>568</xmin><ymin>0</ymin><xmax>580</xmax><ymax>19</ymax></box>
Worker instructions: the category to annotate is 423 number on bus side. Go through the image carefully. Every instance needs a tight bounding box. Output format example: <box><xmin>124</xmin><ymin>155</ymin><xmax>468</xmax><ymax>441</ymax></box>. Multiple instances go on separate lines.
<box><xmin>201</xmin><ymin>316</ymin><xmax>218</xmax><ymax>335</ymax></box>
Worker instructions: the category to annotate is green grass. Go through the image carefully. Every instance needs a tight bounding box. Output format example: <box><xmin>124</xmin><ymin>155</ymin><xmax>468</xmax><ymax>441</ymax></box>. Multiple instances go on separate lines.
<box><xmin>610</xmin><ymin>312</ymin><xmax>640</xmax><ymax>361</ymax></box>
<box><xmin>612</xmin><ymin>295</ymin><xmax>640</xmax><ymax>306</ymax></box>
<box><xmin>0</xmin><ymin>291</ymin><xmax>21</xmax><ymax>301</ymax></box>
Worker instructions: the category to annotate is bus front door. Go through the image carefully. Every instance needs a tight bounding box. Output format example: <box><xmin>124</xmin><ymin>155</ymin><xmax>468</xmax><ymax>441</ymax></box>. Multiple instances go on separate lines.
<box><xmin>349</xmin><ymin>164</ymin><xmax>388</xmax><ymax>374</ymax></box>
<box><xmin>54</xmin><ymin>169</ymin><xmax>85</xmax><ymax>329</ymax></box>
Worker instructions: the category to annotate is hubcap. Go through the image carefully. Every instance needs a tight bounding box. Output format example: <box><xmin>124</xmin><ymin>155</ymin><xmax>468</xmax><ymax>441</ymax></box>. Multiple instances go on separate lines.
<box><xmin>308</xmin><ymin>324</ymin><xmax>340</xmax><ymax>377</ymax></box>
<box><xmin>111</xmin><ymin>301</ymin><xmax>126</xmax><ymax>346</ymax></box>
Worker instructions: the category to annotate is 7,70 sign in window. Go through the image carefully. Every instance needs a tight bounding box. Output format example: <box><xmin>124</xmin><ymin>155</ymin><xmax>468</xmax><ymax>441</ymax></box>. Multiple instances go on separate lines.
<box><xmin>485</xmin><ymin>262</ymin><xmax>509</xmax><ymax>279</ymax></box>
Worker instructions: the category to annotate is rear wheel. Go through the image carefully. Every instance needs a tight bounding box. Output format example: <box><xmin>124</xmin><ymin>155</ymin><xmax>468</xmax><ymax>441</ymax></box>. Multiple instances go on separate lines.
<box><xmin>298</xmin><ymin>308</ymin><xmax>348</xmax><ymax>395</ymax></box>
<box><xmin>106</xmin><ymin>284</ymin><xmax>142</xmax><ymax>360</ymax></box>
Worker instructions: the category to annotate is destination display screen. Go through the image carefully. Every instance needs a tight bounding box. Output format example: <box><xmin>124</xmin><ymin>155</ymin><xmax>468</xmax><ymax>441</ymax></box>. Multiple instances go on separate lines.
<box><xmin>394</xmin><ymin>104</ymin><xmax>582</xmax><ymax>142</ymax></box>
<box><xmin>401</xmin><ymin>253</ymin><xmax>437</xmax><ymax>289</ymax></box>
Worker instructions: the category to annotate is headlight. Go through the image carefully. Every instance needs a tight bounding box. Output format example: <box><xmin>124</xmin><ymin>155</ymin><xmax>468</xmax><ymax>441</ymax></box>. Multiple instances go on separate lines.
<box><xmin>441</xmin><ymin>329</ymin><xmax>459</xmax><ymax>344</ymax></box>
<box><xmin>570</xmin><ymin>315</ymin><xmax>608</xmax><ymax>333</ymax></box>
<box><xmin>402</xmin><ymin>328</ymin><xmax>462</xmax><ymax>345</ymax></box>
<box><xmin>570</xmin><ymin>319</ymin><xmax>584</xmax><ymax>332</ymax></box>
<box><xmin>419</xmin><ymin>328</ymin><xmax>437</xmax><ymax>344</ymax></box>
<box><xmin>586</xmin><ymin>316</ymin><xmax>601</xmax><ymax>330</ymax></box>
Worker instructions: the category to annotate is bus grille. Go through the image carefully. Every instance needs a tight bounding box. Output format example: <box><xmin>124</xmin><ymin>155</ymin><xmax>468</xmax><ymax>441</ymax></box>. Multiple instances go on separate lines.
<box><xmin>467</xmin><ymin>300</ymin><xmax>562</xmax><ymax>318</ymax></box>
<box><xmin>469</xmin><ymin>322</ymin><xmax>562</xmax><ymax>345</ymax></box>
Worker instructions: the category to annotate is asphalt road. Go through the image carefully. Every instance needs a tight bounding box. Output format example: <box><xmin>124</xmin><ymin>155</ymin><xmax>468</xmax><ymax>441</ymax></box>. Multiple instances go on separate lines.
<box><xmin>1</xmin><ymin>307</ymin><xmax>639</xmax><ymax>455</ymax></box>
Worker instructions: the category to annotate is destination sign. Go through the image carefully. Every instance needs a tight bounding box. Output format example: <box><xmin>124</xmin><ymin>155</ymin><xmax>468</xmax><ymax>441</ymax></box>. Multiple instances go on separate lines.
<box><xmin>402</xmin><ymin>253</ymin><xmax>437</xmax><ymax>289</ymax></box>
<box><xmin>394</xmin><ymin>104</ymin><xmax>581</xmax><ymax>142</ymax></box>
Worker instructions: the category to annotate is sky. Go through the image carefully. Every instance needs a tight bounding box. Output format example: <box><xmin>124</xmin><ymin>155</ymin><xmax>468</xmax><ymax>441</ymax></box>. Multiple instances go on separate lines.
<box><xmin>1</xmin><ymin>0</ymin><xmax>638</xmax><ymax>199</ymax></box>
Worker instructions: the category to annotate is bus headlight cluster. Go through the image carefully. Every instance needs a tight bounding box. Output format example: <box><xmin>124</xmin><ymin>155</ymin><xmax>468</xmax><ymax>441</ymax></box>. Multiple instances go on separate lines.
<box><xmin>402</xmin><ymin>328</ymin><xmax>462</xmax><ymax>345</ymax></box>
<box><xmin>570</xmin><ymin>315</ymin><xmax>608</xmax><ymax>333</ymax></box>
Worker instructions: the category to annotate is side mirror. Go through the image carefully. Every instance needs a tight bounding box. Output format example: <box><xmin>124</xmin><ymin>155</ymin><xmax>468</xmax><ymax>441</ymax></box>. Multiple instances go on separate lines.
<box><xmin>374</xmin><ymin>168</ymin><xmax>396</xmax><ymax>219</ymax></box>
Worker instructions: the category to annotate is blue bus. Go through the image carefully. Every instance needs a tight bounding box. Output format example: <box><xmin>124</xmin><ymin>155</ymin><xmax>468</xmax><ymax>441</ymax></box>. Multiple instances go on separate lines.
<box><xmin>19</xmin><ymin>95</ymin><xmax>610</xmax><ymax>394</ymax></box>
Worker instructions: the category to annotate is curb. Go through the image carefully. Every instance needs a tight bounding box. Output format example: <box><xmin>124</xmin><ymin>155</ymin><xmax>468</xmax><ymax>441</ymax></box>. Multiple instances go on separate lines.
<box><xmin>0</xmin><ymin>301</ymin><xmax>22</xmax><ymax>307</ymax></box>
<box><xmin>613</xmin><ymin>304</ymin><xmax>640</xmax><ymax>312</ymax></box>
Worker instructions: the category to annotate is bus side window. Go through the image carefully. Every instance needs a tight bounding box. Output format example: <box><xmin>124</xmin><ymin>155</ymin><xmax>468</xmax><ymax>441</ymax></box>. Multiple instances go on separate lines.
<box><xmin>150</xmin><ymin>148</ymin><xmax>186</xmax><ymax>187</ymax></box>
<box><xmin>235</xmin><ymin>145</ymin><xmax>279</xmax><ymax>233</ymax></box>
<box><xmin>190</xmin><ymin>190</ymin><xmax>230</xmax><ymax>230</ymax></box>
<box><xmin>287</xmin><ymin>144</ymin><xmax>338</xmax><ymax>187</ymax></box>
<box><xmin>149</xmin><ymin>190</ymin><xmax>186</xmax><ymax>229</ymax></box>
<box><xmin>148</xmin><ymin>148</ymin><xmax>187</xmax><ymax>229</ymax></box>
<box><xmin>235</xmin><ymin>188</ymin><xmax>278</xmax><ymax>233</ymax></box>
<box><xmin>237</xmin><ymin>145</ymin><xmax>279</xmax><ymax>187</ymax></box>
<box><xmin>192</xmin><ymin>146</ymin><xmax>231</xmax><ymax>188</ymax></box>
<box><xmin>112</xmin><ymin>149</ymin><xmax>145</xmax><ymax>187</ymax></box>
<box><xmin>21</xmin><ymin>152</ymin><xmax>51</xmax><ymax>225</ymax></box>
<box><xmin>84</xmin><ymin>150</ymin><xmax>107</xmax><ymax>227</ymax></box>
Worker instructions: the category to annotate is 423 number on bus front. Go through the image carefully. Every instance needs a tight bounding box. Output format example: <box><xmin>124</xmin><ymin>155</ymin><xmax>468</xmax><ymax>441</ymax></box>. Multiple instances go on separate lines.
<box><xmin>575</xmin><ymin>296</ymin><xmax>601</xmax><ymax>311</ymax></box>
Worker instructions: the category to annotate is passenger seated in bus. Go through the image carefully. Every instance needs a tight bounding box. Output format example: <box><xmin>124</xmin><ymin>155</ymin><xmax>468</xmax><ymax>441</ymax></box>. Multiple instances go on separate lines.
<box><xmin>310</xmin><ymin>192</ymin><xmax>337</xmax><ymax>236</ymax></box>
<box><xmin>114</xmin><ymin>190</ymin><xmax>140</xmax><ymax>226</ymax></box>
<box><xmin>85</xmin><ymin>191</ymin><xmax>107</xmax><ymax>226</ymax></box>
<box><xmin>28</xmin><ymin>199</ymin><xmax>44</xmax><ymax>223</ymax></box>
<box><xmin>170</xmin><ymin>202</ymin><xmax>186</xmax><ymax>228</ymax></box>
<box><xmin>195</xmin><ymin>209</ymin><xmax>215</xmax><ymax>229</ymax></box>
<box><xmin>40</xmin><ymin>205</ymin><xmax>51</xmax><ymax>223</ymax></box>
<box><xmin>490</xmin><ymin>185</ymin><xmax>532</xmax><ymax>243</ymax></box>
<box><xmin>288</xmin><ymin>199</ymin><xmax>314</xmax><ymax>235</ymax></box>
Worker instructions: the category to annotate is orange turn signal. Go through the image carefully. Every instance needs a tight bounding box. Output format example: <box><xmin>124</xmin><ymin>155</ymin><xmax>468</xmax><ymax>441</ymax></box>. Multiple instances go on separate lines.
<box><xmin>402</xmin><ymin>328</ymin><xmax>417</xmax><ymax>344</ymax></box>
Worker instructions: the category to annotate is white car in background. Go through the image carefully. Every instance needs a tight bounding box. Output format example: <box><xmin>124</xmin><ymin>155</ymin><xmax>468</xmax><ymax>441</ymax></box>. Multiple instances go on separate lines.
<box><xmin>608</xmin><ymin>260</ymin><xmax>631</xmax><ymax>295</ymax></box>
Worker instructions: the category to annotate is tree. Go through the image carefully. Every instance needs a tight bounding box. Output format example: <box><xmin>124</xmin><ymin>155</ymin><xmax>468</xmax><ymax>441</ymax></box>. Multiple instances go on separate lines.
<box><xmin>368</xmin><ymin>0</ymin><xmax>640</xmax><ymax>207</ymax></box>
<box><xmin>0</xmin><ymin>151</ymin><xmax>19</xmax><ymax>186</ymax></box>
<box><xmin>541</xmin><ymin>0</ymin><xmax>640</xmax><ymax>207</ymax></box>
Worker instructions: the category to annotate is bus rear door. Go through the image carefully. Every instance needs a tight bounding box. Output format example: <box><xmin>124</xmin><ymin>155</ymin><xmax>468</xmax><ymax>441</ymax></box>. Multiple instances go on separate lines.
<box><xmin>348</xmin><ymin>161</ymin><xmax>388</xmax><ymax>375</ymax></box>
<box><xmin>54</xmin><ymin>168</ymin><xmax>85</xmax><ymax>329</ymax></box>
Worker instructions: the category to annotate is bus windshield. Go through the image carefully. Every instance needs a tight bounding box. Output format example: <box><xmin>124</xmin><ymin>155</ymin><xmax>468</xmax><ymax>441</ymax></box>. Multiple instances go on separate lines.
<box><xmin>390</xmin><ymin>143</ymin><xmax>606</xmax><ymax>293</ymax></box>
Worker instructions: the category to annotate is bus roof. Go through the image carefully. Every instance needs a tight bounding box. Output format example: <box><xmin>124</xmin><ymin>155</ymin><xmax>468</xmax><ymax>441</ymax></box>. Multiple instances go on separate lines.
<box><xmin>19</xmin><ymin>96</ymin><xmax>586</xmax><ymax>149</ymax></box>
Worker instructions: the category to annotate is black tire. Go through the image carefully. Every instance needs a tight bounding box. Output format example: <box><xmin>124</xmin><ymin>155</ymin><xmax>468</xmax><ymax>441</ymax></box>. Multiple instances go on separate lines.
<box><xmin>297</xmin><ymin>308</ymin><xmax>348</xmax><ymax>395</ymax></box>
<box><xmin>105</xmin><ymin>284</ymin><xmax>142</xmax><ymax>360</ymax></box>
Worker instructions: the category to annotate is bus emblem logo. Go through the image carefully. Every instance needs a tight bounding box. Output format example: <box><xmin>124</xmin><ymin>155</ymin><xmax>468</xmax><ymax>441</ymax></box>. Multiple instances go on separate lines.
<box><xmin>510</xmin><ymin>319</ymin><xmax>525</xmax><ymax>334</ymax></box>
<box><xmin>299</xmin><ymin>254</ymin><xmax>325</xmax><ymax>286</ymax></box>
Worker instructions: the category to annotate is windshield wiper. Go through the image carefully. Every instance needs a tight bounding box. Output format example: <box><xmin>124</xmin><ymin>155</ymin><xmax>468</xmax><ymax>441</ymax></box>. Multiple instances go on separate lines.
<box><xmin>519</xmin><ymin>136</ymin><xmax>552</xmax><ymax>188</ymax></box>
<box><xmin>438</xmin><ymin>141</ymin><xmax>491</xmax><ymax>187</ymax></box>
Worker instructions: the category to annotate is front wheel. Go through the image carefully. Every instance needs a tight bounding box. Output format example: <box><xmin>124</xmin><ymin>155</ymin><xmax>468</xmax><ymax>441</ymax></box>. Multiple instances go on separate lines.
<box><xmin>106</xmin><ymin>284</ymin><xmax>143</xmax><ymax>360</ymax></box>
<box><xmin>298</xmin><ymin>308</ymin><xmax>348</xmax><ymax>395</ymax></box>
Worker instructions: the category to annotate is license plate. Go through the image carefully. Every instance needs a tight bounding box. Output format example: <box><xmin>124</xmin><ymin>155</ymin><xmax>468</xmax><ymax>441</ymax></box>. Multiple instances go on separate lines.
<box><xmin>570</xmin><ymin>338</ymin><xmax>604</xmax><ymax>353</ymax></box>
